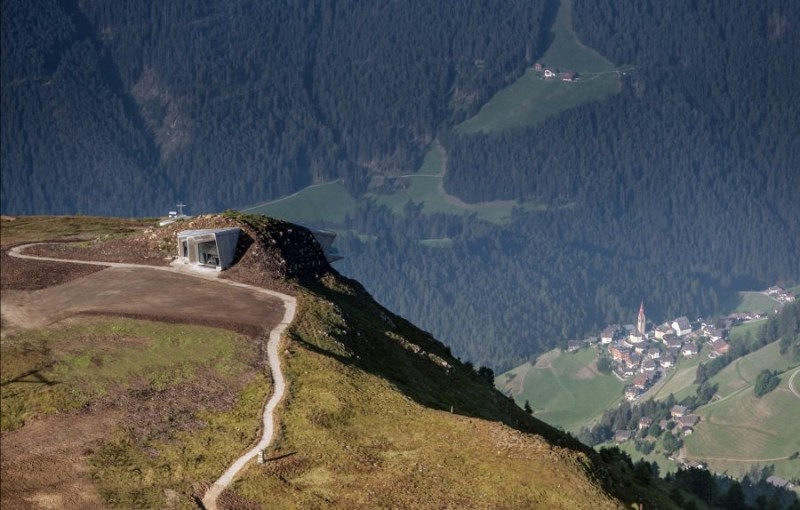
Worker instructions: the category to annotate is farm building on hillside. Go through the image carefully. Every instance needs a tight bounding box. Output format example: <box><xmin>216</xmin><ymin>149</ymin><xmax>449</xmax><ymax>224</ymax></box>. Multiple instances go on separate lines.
<box><xmin>176</xmin><ymin>228</ymin><xmax>240</xmax><ymax>270</ymax></box>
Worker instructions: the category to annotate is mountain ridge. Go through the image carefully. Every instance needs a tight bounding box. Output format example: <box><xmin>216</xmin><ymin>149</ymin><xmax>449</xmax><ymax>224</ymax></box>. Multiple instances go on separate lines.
<box><xmin>1</xmin><ymin>213</ymin><xmax>694</xmax><ymax>509</ymax></box>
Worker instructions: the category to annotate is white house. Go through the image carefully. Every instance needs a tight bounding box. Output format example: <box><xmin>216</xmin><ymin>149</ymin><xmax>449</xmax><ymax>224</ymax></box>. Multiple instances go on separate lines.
<box><xmin>654</xmin><ymin>324</ymin><xmax>673</xmax><ymax>339</ymax></box>
<box><xmin>601</xmin><ymin>326</ymin><xmax>617</xmax><ymax>344</ymax></box>
<box><xmin>629</xmin><ymin>330</ymin><xmax>646</xmax><ymax>344</ymax></box>
<box><xmin>671</xmin><ymin>316</ymin><xmax>692</xmax><ymax>337</ymax></box>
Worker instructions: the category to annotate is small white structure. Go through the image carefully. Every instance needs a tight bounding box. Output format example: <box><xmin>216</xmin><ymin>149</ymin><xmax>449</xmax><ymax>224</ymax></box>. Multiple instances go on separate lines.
<box><xmin>159</xmin><ymin>203</ymin><xmax>192</xmax><ymax>226</ymax></box>
<box><xmin>176</xmin><ymin>228</ymin><xmax>240</xmax><ymax>270</ymax></box>
<box><xmin>671</xmin><ymin>316</ymin><xmax>692</xmax><ymax>337</ymax></box>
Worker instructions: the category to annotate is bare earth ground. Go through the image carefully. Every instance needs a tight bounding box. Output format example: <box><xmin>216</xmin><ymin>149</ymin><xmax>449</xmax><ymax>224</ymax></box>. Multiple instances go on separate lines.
<box><xmin>1</xmin><ymin>254</ymin><xmax>284</xmax><ymax>509</ymax></box>
<box><xmin>0</xmin><ymin>410</ymin><xmax>123</xmax><ymax>510</ymax></box>
<box><xmin>2</xmin><ymin>266</ymin><xmax>283</xmax><ymax>333</ymax></box>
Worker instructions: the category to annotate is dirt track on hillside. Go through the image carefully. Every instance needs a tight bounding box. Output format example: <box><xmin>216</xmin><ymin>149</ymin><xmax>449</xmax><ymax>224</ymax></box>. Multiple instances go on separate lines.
<box><xmin>2</xmin><ymin>266</ymin><xmax>283</xmax><ymax>333</ymax></box>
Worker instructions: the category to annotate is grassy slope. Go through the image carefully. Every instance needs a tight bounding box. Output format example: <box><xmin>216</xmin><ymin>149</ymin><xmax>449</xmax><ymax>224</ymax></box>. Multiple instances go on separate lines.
<box><xmin>0</xmin><ymin>316</ymin><xmax>267</xmax><ymax>509</ymax></box>
<box><xmin>497</xmin><ymin>348</ymin><xmax>625</xmax><ymax>431</ymax></box>
<box><xmin>651</xmin><ymin>345</ymin><xmax>705</xmax><ymax>402</ymax></box>
<box><xmin>457</xmin><ymin>0</ymin><xmax>620</xmax><ymax>134</ymax></box>
<box><xmin>498</xmin><ymin>318</ymin><xmax>800</xmax><ymax>486</ymax></box>
<box><xmin>735</xmin><ymin>291</ymin><xmax>781</xmax><ymax>313</ymax></box>
<box><xmin>0</xmin><ymin>215</ymin><xmax>154</xmax><ymax>246</ymax></box>
<box><xmin>684</xmin><ymin>341</ymin><xmax>800</xmax><ymax>482</ymax></box>
<box><xmin>1</xmin><ymin>318</ymin><xmax>253</xmax><ymax>431</ymax></box>
<box><xmin>241</xmin><ymin>181</ymin><xmax>356</xmax><ymax>224</ymax></box>
<box><xmin>4</xmin><ymin>215</ymin><xmax>685</xmax><ymax>509</ymax></box>
<box><xmin>243</xmin><ymin>143</ymin><xmax>544</xmax><ymax>225</ymax></box>
<box><xmin>223</xmin><ymin>280</ymin><xmax>632</xmax><ymax>509</ymax></box>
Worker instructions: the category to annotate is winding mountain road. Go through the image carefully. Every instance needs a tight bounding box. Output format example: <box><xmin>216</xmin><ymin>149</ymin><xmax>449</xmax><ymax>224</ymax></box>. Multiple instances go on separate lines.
<box><xmin>7</xmin><ymin>244</ymin><xmax>296</xmax><ymax>510</ymax></box>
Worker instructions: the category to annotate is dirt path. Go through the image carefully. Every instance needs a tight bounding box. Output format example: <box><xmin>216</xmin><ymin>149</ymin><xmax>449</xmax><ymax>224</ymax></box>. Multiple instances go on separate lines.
<box><xmin>789</xmin><ymin>369</ymin><xmax>800</xmax><ymax>400</ymax></box>
<box><xmin>7</xmin><ymin>245</ymin><xmax>297</xmax><ymax>510</ymax></box>
<box><xmin>202</xmin><ymin>297</ymin><xmax>293</xmax><ymax>510</ymax></box>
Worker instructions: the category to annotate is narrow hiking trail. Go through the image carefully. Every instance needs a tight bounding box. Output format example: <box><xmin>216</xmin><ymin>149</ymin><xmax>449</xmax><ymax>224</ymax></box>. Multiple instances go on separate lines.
<box><xmin>201</xmin><ymin>298</ymin><xmax>293</xmax><ymax>510</ymax></box>
<box><xmin>7</xmin><ymin>244</ymin><xmax>296</xmax><ymax>510</ymax></box>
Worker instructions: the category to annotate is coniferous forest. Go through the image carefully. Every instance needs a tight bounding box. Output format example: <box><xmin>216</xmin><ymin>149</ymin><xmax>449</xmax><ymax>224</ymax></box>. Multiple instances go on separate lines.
<box><xmin>2</xmin><ymin>0</ymin><xmax>550</xmax><ymax>215</ymax></box>
<box><xmin>3</xmin><ymin>0</ymin><xmax>799</xmax><ymax>371</ymax></box>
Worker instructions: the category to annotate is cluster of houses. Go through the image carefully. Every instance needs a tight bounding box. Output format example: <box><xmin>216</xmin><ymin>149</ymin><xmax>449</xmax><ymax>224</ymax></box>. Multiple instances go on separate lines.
<box><xmin>726</xmin><ymin>310</ymin><xmax>768</xmax><ymax>322</ymax></box>
<box><xmin>615</xmin><ymin>404</ymin><xmax>702</xmax><ymax>444</ymax></box>
<box><xmin>532</xmin><ymin>62</ymin><xmax>578</xmax><ymax>82</ymax></box>
<box><xmin>564</xmin><ymin>287</ymin><xmax>796</xmax><ymax>401</ymax></box>
<box><xmin>766</xmin><ymin>286</ymin><xmax>796</xmax><ymax>305</ymax></box>
<box><xmin>601</xmin><ymin>314</ymin><xmax>718</xmax><ymax>401</ymax></box>
<box><xmin>566</xmin><ymin>302</ymin><xmax>767</xmax><ymax>402</ymax></box>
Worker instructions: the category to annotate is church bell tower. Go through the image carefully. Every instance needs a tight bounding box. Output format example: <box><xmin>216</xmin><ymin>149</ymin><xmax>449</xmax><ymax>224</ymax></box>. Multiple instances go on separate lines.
<box><xmin>637</xmin><ymin>302</ymin><xmax>646</xmax><ymax>335</ymax></box>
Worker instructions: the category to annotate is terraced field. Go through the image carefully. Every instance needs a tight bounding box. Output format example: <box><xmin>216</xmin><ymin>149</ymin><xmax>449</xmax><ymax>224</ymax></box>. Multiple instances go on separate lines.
<box><xmin>686</xmin><ymin>376</ymin><xmax>800</xmax><ymax>480</ymax></box>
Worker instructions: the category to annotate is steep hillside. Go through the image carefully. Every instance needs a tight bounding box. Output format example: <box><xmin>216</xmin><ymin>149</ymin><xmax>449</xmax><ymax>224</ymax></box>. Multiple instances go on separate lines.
<box><xmin>1</xmin><ymin>214</ymin><xmax>688</xmax><ymax>509</ymax></box>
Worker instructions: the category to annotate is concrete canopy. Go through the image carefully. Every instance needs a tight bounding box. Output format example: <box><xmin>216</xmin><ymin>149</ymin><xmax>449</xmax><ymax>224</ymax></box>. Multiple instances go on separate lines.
<box><xmin>176</xmin><ymin>228</ymin><xmax>240</xmax><ymax>270</ymax></box>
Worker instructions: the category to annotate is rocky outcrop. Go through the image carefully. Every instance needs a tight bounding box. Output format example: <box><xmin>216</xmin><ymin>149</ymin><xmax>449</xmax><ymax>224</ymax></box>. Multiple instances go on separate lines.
<box><xmin>218</xmin><ymin>213</ymin><xmax>333</xmax><ymax>292</ymax></box>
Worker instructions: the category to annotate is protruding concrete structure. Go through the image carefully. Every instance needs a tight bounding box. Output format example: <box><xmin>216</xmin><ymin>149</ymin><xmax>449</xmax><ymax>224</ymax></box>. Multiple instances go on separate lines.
<box><xmin>176</xmin><ymin>228</ymin><xmax>240</xmax><ymax>270</ymax></box>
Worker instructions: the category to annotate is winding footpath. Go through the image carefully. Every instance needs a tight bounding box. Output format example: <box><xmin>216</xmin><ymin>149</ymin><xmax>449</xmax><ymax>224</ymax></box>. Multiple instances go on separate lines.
<box><xmin>201</xmin><ymin>298</ymin><xmax>293</xmax><ymax>510</ymax></box>
<box><xmin>8</xmin><ymin>244</ymin><xmax>296</xmax><ymax>510</ymax></box>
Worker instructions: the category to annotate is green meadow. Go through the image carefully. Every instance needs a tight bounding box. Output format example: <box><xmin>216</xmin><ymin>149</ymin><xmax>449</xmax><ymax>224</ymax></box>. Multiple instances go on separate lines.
<box><xmin>729</xmin><ymin>318</ymin><xmax>768</xmax><ymax>343</ymax></box>
<box><xmin>497</xmin><ymin>347</ymin><xmax>625</xmax><ymax>432</ymax></box>
<box><xmin>708</xmin><ymin>341</ymin><xmax>796</xmax><ymax>398</ymax></box>
<box><xmin>650</xmin><ymin>345</ymin><xmax>705</xmax><ymax>402</ymax></box>
<box><xmin>611</xmin><ymin>439</ymin><xmax>680</xmax><ymax>477</ymax></box>
<box><xmin>735</xmin><ymin>291</ymin><xmax>780</xmax><ymax>313</ymax></box>
<box><xmin>240</xmin><ymin>143</ymin><xmax>546</xmax><ymax>225</ymax></box>
<box><xmin>457</xmin><ymin>0</ymin><xmax>621</xmax><ymax>134</ymax></box>
<box><xmin>241</xmin><ymin>181</ymin><xmax>357</xmax><ymax>224</ymax></box>
<box><xmin>686</xmin><ymin>371</ymin><xmax>800</xmax><ymax>481</ymax></box>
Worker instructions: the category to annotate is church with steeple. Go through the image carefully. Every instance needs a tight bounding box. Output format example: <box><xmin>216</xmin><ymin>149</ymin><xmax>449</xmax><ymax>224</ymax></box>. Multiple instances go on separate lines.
<box><xmin>637</xmin><ymin>301</ymin><xmax>646</xmax><ymax>335</ymax></box>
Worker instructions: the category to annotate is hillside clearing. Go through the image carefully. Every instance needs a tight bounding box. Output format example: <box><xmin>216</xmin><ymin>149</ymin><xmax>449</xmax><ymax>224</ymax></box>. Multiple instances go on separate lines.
<box><xmin>457</xmin><ymin>0</ymin><xmax>621</xmax><ymax>134</ymax></box>
<box><xmin>241</xmin><ymin>181</ymin><xmax>356</xmax><ymax>224</ymax></box>
<box><xmin>497</xmin><ymin>348</ymin><xmax>625</xmax><ymax>432</ymax></box>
